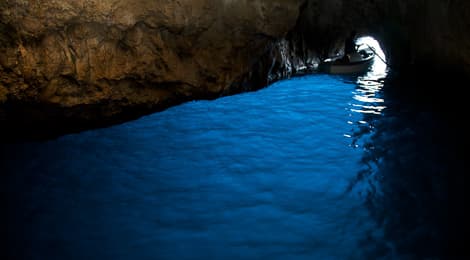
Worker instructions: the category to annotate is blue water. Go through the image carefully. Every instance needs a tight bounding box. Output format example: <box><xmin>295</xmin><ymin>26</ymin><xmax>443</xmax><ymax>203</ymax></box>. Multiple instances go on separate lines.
<box><xmin>2</xmin><ymin>60</ymin><xmax>460</xmax><ymax>259</ymax></box>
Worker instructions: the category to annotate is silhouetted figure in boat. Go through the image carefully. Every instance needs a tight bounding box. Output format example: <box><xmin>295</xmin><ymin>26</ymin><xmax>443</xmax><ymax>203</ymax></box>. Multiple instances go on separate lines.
<box><xmin>342</xmin><ymin>31</ymin><xmax>358</xmax><ymax>62</ymax></box>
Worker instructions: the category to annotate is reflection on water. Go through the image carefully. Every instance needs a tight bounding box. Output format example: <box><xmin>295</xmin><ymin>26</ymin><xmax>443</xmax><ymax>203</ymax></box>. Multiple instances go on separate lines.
<box><xmin>1</xmin><ymin>37</ymin><xmax>464</xmax><ymax>259</ymax></box>
<box><xmin>348</xmin><ymin>93</ymin><xmax>455</xmax><ymax>259</ymax></box>
<box><xmin>346</xmin><ymin>38</ymin><xmax>464</xmax><ymax>259</ymax></box>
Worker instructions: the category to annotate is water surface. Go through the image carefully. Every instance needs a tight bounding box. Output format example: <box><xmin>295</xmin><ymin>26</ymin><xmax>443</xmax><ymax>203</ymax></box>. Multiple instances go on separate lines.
<box><xmin>2</xmin><ymin>50</ymin><xmax>459</xmax><ymax>259</ymax></box>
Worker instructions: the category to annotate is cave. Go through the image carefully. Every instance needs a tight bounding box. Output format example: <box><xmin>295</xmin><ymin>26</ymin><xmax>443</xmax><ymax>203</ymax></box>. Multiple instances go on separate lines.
<box><xmin>1</xmin><ymin>1</ymin><xmax>469</xmax><ymax>259</ymax></box>
<box><xmin>1</xmin><ymin>0</ymin><xmax>469</xmax><ymax>139</ymax></box>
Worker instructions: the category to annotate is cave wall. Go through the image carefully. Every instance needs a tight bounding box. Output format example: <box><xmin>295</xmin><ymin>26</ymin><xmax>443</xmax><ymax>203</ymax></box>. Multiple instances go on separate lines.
<box><xmin>382</xmin><ymin>0</ymin><xmax>470</xmax><ymax>73</ymax></box>
<box><xmin>297</xmin><ymin>0</ymin><xmax>470</xmax><ymax>73</ymax></box>
<box><xmin>0</xmin><ymin>0</ymin><xmax>301</xmax><ymax>105</ymax></box>
<box><xmin>1</xmin><ymin>0</ymin><xmax>469</xmax><ymax>138</ymax></box>
<box><xmin>0</xmin><ymin>0</ymin><xmax>303</xmax><ymax>137</ymax></box>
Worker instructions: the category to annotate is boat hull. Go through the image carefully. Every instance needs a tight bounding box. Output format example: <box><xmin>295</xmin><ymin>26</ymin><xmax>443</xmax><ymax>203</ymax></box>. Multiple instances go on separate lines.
<box><xmin>327</xmin><ymin>58</ymin><xmax>374</xmax><ymax>74</ymax></box>
<box><xmin>321</xmin><ymin>52</ymin><xmax>375</xmax><ymax>74</ymax></box>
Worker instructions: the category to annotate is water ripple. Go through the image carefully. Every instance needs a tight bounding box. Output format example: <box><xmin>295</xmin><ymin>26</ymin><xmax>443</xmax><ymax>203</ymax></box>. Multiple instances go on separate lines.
<box><xmin>1</xmin><ymin>74</ymin><xmax>385</xmax><ymax>259</ymax></box>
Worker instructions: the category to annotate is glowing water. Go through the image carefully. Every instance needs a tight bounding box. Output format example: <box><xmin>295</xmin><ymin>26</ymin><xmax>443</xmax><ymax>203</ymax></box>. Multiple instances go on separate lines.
<box><xmin>2</xmin><ymin>42</ymin><xmax>456</xmax><ymax>259</ymax></box>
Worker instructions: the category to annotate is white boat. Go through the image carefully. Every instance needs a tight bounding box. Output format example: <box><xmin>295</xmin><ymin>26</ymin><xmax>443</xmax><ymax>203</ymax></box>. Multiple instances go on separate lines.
<box><xmin>321</xmin><ymin>49</ymin><xmax>375</xmax><ymax>74</ymax></box>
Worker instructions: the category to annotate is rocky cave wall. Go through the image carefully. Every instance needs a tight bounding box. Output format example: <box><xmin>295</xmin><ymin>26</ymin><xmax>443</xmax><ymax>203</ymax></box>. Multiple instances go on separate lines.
<box><xmin>1</xmin><ymin>0</ymin><xmax>469</xmax><ymax>139</ymax></box>
<box><xmin>273</xmin><ymin>0</ymin><xmax>470</xmax><ymax>77</ymax></box>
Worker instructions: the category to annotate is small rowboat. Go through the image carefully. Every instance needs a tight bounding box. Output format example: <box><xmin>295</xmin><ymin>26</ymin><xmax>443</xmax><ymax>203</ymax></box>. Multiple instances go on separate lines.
<box><xmin>321</xmin><ymin>49</ymin><xmax>375</xmax><ymax>74</ymax></box>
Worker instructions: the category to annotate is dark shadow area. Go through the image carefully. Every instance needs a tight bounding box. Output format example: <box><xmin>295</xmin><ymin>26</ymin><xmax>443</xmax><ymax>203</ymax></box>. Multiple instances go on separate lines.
<box><xmin>350</xmin><ymin>71</ymin><xmax>468</xmax><ymax>259</ymax></box>
<box><xmin>0</xmin><ymin>90</ymin><xmax>221</xmax><ymax>144</ymax></box>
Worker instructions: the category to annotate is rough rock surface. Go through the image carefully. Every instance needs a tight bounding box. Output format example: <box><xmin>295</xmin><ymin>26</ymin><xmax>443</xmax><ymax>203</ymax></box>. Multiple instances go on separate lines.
<box><xmin>0</xmin><ymin>0</ymin><xmax>303</xmax><ymax>138</ymax></box>
<box><xmin>1</xmin><ymin>0</ymin><xmax>469</xmax><ymax>139</ymax></box>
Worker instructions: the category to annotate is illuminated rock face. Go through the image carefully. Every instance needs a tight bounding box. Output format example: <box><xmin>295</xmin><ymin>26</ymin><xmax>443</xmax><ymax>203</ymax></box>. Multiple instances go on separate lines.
<box><xmin>0</xmin><ymin>0</ymin><xmax>303</xmax><ymax>137</ymax></box>
<box><xmin>0</xmin><ymin>0</ymin><xmax>469</xmax><ymax>137</ymax></box>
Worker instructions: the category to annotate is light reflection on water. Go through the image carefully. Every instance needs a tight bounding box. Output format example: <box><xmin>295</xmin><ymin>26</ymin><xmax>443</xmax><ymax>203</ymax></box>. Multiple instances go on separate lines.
<box><xmin>341</xmin><ymin>36</ymin><xmax>389</xmax><ymax>152</ymax></box>
<box><xmin>346</xmin><ymin>37</ymin><xmax>458</xmax><ymax>259</ymax></box>
<box><xmin>352</xmin><ymin>36</ymin><xmax>388</xmax><ymax>116</ymax></box>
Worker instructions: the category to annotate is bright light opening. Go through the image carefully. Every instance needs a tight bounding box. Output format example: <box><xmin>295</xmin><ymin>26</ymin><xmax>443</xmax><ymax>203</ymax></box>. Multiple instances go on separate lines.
<box><xmin>355</xmin><ymin>36</ymin><xmax>388</xmax><ymax>78</ymax></box>
<box><xmin>349</xmin><ymin>36</ymin><xmax>388</xmax><ymax>116</ymax></box>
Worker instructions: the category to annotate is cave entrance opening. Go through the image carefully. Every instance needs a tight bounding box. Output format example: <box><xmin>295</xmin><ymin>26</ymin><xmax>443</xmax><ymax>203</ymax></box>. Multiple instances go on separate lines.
<box><xmin>355</xmin><ymin>36</ymin><xmax>388</xmax><ymax>76</ymax></box>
